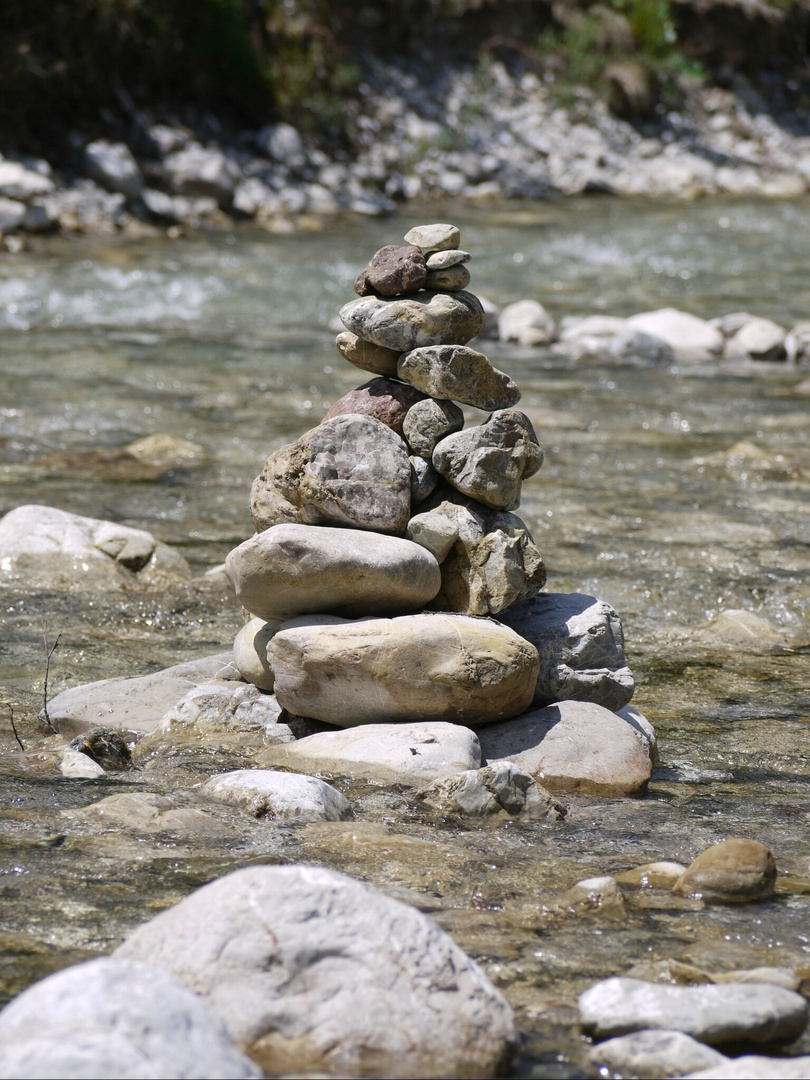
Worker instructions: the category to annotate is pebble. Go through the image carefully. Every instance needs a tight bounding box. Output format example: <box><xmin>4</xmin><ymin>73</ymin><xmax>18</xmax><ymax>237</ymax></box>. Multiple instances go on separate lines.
<box><xmin>201</xmin><ymin>769</ymin><xmax>352</xmax><ymax>822</ymax></box>
<box><xmin>322</xmin><ymin>375</ymin><xmax>426</xmax><ymax>437</ymax></box>
<box><xmin>398</xmin><ymin>343</ymin><xmax>521</xmax><ymax>411</ymax></box>
<box><xmin>426</xmin><ymin>248</ymin><xmax>471</xmax><ymax>270</ymax></box>
<box><xmin>616</xmin><ymin>861</ymin><xmax>688</xmax><ymax>888</ymax></box>
<box><xmin>589</xmin><ymin>1029</ymin><xmax>729</xmax><ymax>1079</ymax></box>
<box><xmin>403</xmin><ymin>222</ymin><xmax>460</xmax><ymax>250</ymax></box>
<box><xmin>673</xmin><ymin>838</ymin><xmax>777</xmax><ymax>903</ymax></box>
<box><xmin>335</xmin><ymin>329</ymin><xmax>401</xmax><ymax>378</ymax></box>
<box><xmin>339</xmin><ymin>290</ymin><xmax>485</xmax><ymax>352</ymax></box>
<box><xmin>410</xmin><ymin>454</ymin><xmax>439</xmax><ymax>502</ymax></box>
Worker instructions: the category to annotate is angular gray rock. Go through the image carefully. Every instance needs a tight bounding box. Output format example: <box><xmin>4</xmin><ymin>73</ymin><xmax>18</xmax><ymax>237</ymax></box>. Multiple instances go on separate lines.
<box><xmin>258</xmin><ymin>721</ymin><xmax>482</xmax><ymax>785</ymax></box>
<box><xmin>0</xmin><ymin>196</ymin><xmax>26</xmax><ymax>232</ymax></box>
<box><xmin>417</xmin><ymin>761</ymin><xmax>566</xmax><ymax>820</ymax></box>
<box><xmin>479</xmin><ymin>700</ymin><xmax>653</xmax><ymax>796</ymax></box>
<box><xmin>406</xmin><ymin>498</ymin><xmax>545</xmax><ymax>616</ymax></box>
<box><xmin>250</xmin><ymin>415</ymin><xmax>411</xmax><ymax>535</ymax></box>
<box><xmin>322</xmin><ymin>377</ymin><xmax>426</xmax><ymax>437</ymax></box>
<box><xmin>226</xmin><ymin>524</ymin><xmax>440</xmax><ymax>621</ymax></box>
<box><xmin>201</xmin><ymin>770</ymin><xmax>352</xmax><ymax>822</ymax></box>
<box><xmin>339</xmin><ymin>291</ymin><xmax>485</xmax><ymax>352</ymax></box>
<box><xmin>398</xmin><ymin>344</ymin><xmax>521</xmax><ymax>411</ymax></box>
<box><xmin>0</xmin><ymin>957</ymin><xmax>261</xmax><ymax>1079</ymax></box>
<box><xmin>410</xmin><ymin>455</ymin><xmax>439</xmax><ymax>503</ymax></box>
<box><xmin>589</xmin><ymin>1030</ymin><xmax>729</xmax><ymax>1079</ymax></box>
<box><xmin>404</xmin><ymin>223</ymin><xmax>461</xmax><ymax>251</ymax></box>
<box><xmin>579</xmin><ymin>976</ymin><xmax>809</xmax><ymax>1046</ymax></box>
<box><xmin>83</xmin><ymin>140</ymin><xmax>144</xmax><ymax>198</ymax></box>
<box><xmin>335</xmin><ymin>331</ymin><xmax>400</xmax><ymax>378</ymax></box>
<box><xmin>403</xmin><ymin>397</ymin><xmax>465</xmax><ymax>458</ymax></box>
<box><xmin>432</xmin><ymin>409</ymin><xmax>543</xmax><ymax>510</ymax></box>
<box><xmin>495</xmin><ymin>592</ymin><xmax>635</xmax><ymax>710</ymax></box>
<box><xmin>354</xmin><ymin>244</ymin><xmax>427</xmax><ymax>297</ymax></box>
<box><xmin>268</xmin><ymin>612</ymin><xmax>539</xmax><ymax>727</ymax></box>
<box><xmin>115</xmin><ymin>865</ymin><xmax>517</xmax><ymax>1078</ymax></box>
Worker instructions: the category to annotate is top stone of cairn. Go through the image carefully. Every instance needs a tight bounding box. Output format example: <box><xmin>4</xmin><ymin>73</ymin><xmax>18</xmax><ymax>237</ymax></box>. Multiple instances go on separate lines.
<box><xmin>404</xmin><ymin>223</ymin><xmax>460</xmax><ymax>252</ymax></box>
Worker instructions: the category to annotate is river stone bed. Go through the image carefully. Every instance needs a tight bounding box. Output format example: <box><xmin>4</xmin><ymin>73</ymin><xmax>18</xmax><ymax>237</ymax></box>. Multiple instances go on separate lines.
<box><xmin>1</xmin><ymin>209</ymin><xmax>810</xmax><ymax>1078</ymax></box>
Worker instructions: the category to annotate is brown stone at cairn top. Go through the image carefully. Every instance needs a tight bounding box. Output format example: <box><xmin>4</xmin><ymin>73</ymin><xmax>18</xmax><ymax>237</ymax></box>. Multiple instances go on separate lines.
<box><xmin>354</xmin><ymin>244</ymin><xmax>428</xmax><ymax>297</ymax></box>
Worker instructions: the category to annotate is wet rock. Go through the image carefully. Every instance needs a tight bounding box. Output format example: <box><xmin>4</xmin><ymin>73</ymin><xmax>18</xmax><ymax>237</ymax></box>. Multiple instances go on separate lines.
<box><xmin>673</xmin><ymin>839</ymin><xmax>777</xmax><ymax>904</ymax></box>
<box><xmin>339</xmin><ymin>290</ymin><xmax>485</xmax><ymax>352</ymax></box>
<box><xmin>322</xmin><ymin>376</ymin><xmax>426</xmax><ymax>437</ymax></box>
<box><xmin>616</xmin><ymin>862</ymin><xmax>687</xmax><ymax>888</ymax></box>
<box><xmin>560</xmin><ymin>315</ymin><xmax>629</xmax><ymax>341</ymax></box>
<box><xmin>202</xmin><ymin>770</ymin><xmax>352</xmax><ymax>822</ymax></box>
<box><xmin>163</xmin><ymin>144</ymin><xmax>240</xmax><ymax>205</ymax></box>
<box><xmin>398</xmin><ymin>344</ymin><xmax>520</xmax><ymax>411</ymax></box>
<box><xmin>417</xmin><ymin>761</ymin><xmax>566</xmax><ymax>820</ymax></box>
<box><xmin>683</xmin><ymin>1055</ymin><xmax>810</xmax><ymax>1078</ymax></box>
<box><xmin>498</xmin><ymin>300</ymin><xmax>556</xmax><ymax>346</ymax></box>
<box><xmin>432</xmin><ymin>409</ymin><xmax>543</xmax><ymax>510</ymax></box>
<box><xmin>70</xmin><ymin>792</ymin><xmax>237</xmax><ymax>840</ymax></box>
<box><xmin>233</xmin><ymin>617</ymin><xmax>281</xmax><ymax>691</ymax></box>
<box><xmin>578</xmin><ymin>976</ymin><xmax>808</xmax><ymax>1046</ymax></box>
<box><xmin>69</xmin><ymin>727</ymin><xmax>132</xmax><ymax>771</ymax></box>
<box><xmin>626</xmin><ymin>309</ymin><xmax>723</xmax><ymax>361</ymax></box>
<box><xmin>714</xmin><ymin>968</ymin><xmax>803</xmax><ymax>991</ymax></box>
<box><xmin>258</xmin><ymin>721</ymin><xmax>481</xmax><ymax>785</ymax></box>
<box><xmin>410</xmin><ymin>455</ymin><xmax>439</xmax><ymax>502</ymax></box>
<box><xmin>116</xmin><ymin>865</ymin><xmax>517</xmax><ymax>1077</ymax></box>
<box><xmin>479</xmin><ymin>700</ymin><xmax>653</xmax><ymax>797</ymax></box>
<box><xmin>424</xmin><ymin>264</ymin><xmax>471</xmax><ymax>291</ymax></box>
<box><xmin>404</xmin><ymin>222</ymin><xmax>460</xmax><ymax>251</ymax></box>
<box><xmin>58</xmin><ymin>748</ymin><xmax>107</xmax><ymax>778</ymax></box>
<box><xmin>406</xmin><ymin>498</ymin><xmax>545</xmax><ymax>615</ymax></box>
<box><xmin>403</xmin><ymin>397</ymin><xmax>465</xmax><ymax>458</ymax></box>
<box><xmin>704</xmin><ymin>609</ymin><xmax>790</xmax><ymax>650</ymax></box>
<box><xmin>226</xmin><ymin>524</ymin><xmax>440</xmax><ymax>621</ymax></box>
<box><xmin>335</xmin><ymin>330</ymin><xmax>401</xmax><ymax>378</ymax></box>
<box><xmin>552</xmin><ymin>875</ymin><xmax>627</xmax><ymax>918</ymax></box>
<box><xmin>609</xmin><ymin>328</ymin><xmax>676</xmax><ymax>365</ymax></box>
<box><xmin>268</xmin><ymin>612</ymin><xmax>539</xmax><ymax>727</ymax></box>
<box><xmin>354</xmin><ymin>244</ymin><xmax>427</xmax><ymax>297</ymax></box>
<box><xmin>426</xmin><ymin>249</ymin><xmax>471</xmax><ymax>270</ymax></box>
<box><xmin>250</xmin><ymin>415</ymin><xmax>411</xmax><ymax>535</ymax></box>
<box><xmin>83</xmin><ymin>140</ymin><xmax>144</xmax><ymax>198</ymax></box>
<box><xmin>0</xmin><ymin>957</ymin><xmax>260</xmax><ymax>1080</ymax></box>
<box><xmin>0</xmin><ymin>504</ymin><xmax>192</xmax><ymax>591</ymax></box>
<box><xmin>43</xmin><ymin>652</ymin><xmax>239</xmax><ymax>736</ymax></box>
<box><xmin>589</xmin><ymin>1029</ymin><xmax>728</xmax><ymax>1079</ymax></box>
<box><xmin>496</xmin><ymin>592</ymin><xmax>635</xmax><ymax>711</ymax></box>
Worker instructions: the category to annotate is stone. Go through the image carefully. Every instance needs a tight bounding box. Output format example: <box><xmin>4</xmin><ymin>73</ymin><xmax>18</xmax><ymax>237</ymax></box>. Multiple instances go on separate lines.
<box><xmin>552</xmin><ymin>876</ymin><xmax>627</xmax><ymax>918</ymax></box>
<box><xmin>257</xmin><ymin>122</ymin><xmax>307</xmax><ymax>171</ymax></box>
<box><xmin>426</xmin><ymin>249</ymin><xmax>471</xmax><ymax>270</ymax></box>
<box><xmin>626</xmin><ymin>309</ymin><xmax>723</xmax><ymax>361</ymax></box>
<box><xmin>0</xmin><ymin>196</ymin><xmax>28</xmax><ymax>233</ymax></box>
<box><xmin>617</xmin><ymin>704</ymin><xmax>659</xmax><ymax>763</ymax></box>
<box><xmin>403</xmin><ymin>397</ymin><xmax>464</xmax><ymax>458</ymax></box>
<box><xmin>705</xmin><ymin>609</ymin><xmax>789</xmax><ymax>649</ymax></box>
<box><xmin>495</xmin><ymin>592</ymin><xmax>635</xmax><ymax>710</ymax></box>
<box><xmin>406</xmin><ymin>498</ymin><xmax>545</xmax><ymax>616</ymax></box>
<box><xmin>398</xmin><ymin>344</ymin><xmax>521</xmax><ymax>411</ymax></box>
<box><xmin>116</xmin><ymin>865</ymin><xmax>516</xmax><ymax>1077</ymax></box>
<box><xmin>578</xmin><ymin>977</ymin><xmax>809</xmax><ymax>1046</ymax></box>
<box><xmin>202</xmin><ymin>770</ymin><xmax>352</xmax><ymax>822</ymax></box>
<box><xmin>335</xmin><ymin>330</ymin><xmax>401</xmax><ymax>378</ymax></box>
<box><xmin>589</xmin><ymin>1030</ymin><xmax>729</xmax><ymax>1079</ymax></box>
<box><xmin>609</xmin><ymin>329</ymin><xmax>676</xmax><ymax>365</ymax></box>
<box><xmin>616</xmin><ymin>862</ymin><xmax>687</xmax><ymax>888</ymax></box>
<box><xmin>0</xmin><ymin>958</ymin><xmax>260</xmax><ymax>1079</ymax></box>
<box><xmin>42</xmin><ymin>652</ymin><xmax>239</xmax><ymax>736</ymax></box>
<box><xmin>163</xmin><ymin>144</ymin><xmax>240</xmax><ymax>205</ymax></box>
<box><xmin>339</xmin><ymin>291</ymin><xmax>485</xmax><ymax>352</ymax></box>
<box><xmin>354</xmin><ymin>244</ymin><xmax>428</xmax><ymax>297</ymax></box>
<box><xmin>498</xmin><ymin>300</ymin><xmax>556</xmax><ymax>346</ymax></box>
<box><xmin>479</xmin><ymin>700</ymin><xmax>653</xmax><ymax>797</ymax></box>
<box><xmin>723</xmin><ymin>316</ymin><xmax>786</xmax><ymax>362</ymax></box>
<box><xmin>322</xmin><ymin>377</ymin><xmax>426</xmax><ymax>437</ymax></box>
<box><xmin>673</xmin><ymin>839</ymin><xmax>777</xmax><ymax>903</ymax></box>
<box><xmin>250</xmin><ymin>415</ymin><xmax>411</xmax><ymax>535</ymax></box>
<box><xmin>559</xmin><ymin>315</ymin><xmax>629</xmax><ymax>341</ymax></box>
<box><xmin>258</xmin><ymin>721</ymin><xmax>482</xmax><ymax>785</ymax></box>
<box><xmin>404</xmin><ymin>223</ymin><xmax>460</xmax><ymax>251</ymax></box>
<box><xmin>226</xmin><ymin>524</ymin><xmax>440</xmax><ymax>621</ymax></box>
<box><xmin>58</xmin><ymin>749</ymin><xmax>106</xmax><ymax>778</ymax></box>
<box><xmin>0</xmin><ymin>504</ymin><xmax>192</xmax><ymax>592</ymax></box>
<box><xmin>786</xmin><ymin>322</ymin><xmax>810</xmax><ymax>366</ymax></box>
<box><xmin>233</xmin><ymin>617</ymin><xmax>281</xmax><ymax>691</ymax></box>
<box><xmin>410</xmin><ymin>455</ymin><xmax>439</xmax><ymax>503</ymax></box>
<box><xmin>82</xmin><ymin>140</ymin><xmax>144</xmax><ymax>198</ymax></box>
<box><xmin>417</xmin><ymin>761</ymin><xmax>566</xmax><ymax>820</ymax></box>
<box><xmin>432</xmin><ymin>409</ymin><xmax>543</xmax><ymax>511</ymax></box>
<box><xmin>715</xmin><ymin>968</ymin><xmax>803</xmax><ymax>992</ymax></box>
<box><xmin>69</xmin><ymin>727</ymin><xmax>132</xmax><ymax>771</ymax></box>
<box><xmin>267</xmin><ymin>613</ymin><xmax>539</xmax><ymax>728</ymax></box>
<box><xmin>0</xmin><ymin>160</ymin><xmax>55</xmax><ymax>202</ymax></box>
<box><xmin>683</xmin><ymin>1055</ymin><xmax>810</xmax><ymax>1078</ymax></box>
<box><xmin>424</xmin><ymin>264</ymin><xmax>471</xmax><ymax>291</ymax></box>
<box><xmin>69</xmin><ymin>792</ymin><xmax>237</xmax><ymax>840</ymax></box>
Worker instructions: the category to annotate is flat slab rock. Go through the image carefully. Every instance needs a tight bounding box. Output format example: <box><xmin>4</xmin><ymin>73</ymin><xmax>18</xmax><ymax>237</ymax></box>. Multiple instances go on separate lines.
<box><xmin>258</xmin><ymin>721</ymin><xmax>481</xmax><ymax>786</ymax></box>
<box><xmin>267</xmin><ymin>612</ymin><xmax>539</xmax><ymax>727</ymax></box>
<box><xmin>579</xmin><ymin>977</ymin><xmax>809</xmax><ymax>1046</ymax></box>
<box><xmin>250</xmin><ymin>414</ymin><xmax>411</xmax><ymax>535</ymax></box>
<box><xmin>115</xmin><ymin>864</ymin><xmax>517</xmax><ymax>1078</ymax></box>
<box><xmin>339</xmin><ymin>290</ymin><xmax>485</xmax><ymax>353</ymax></box>
<box><xmin>0</xmin><ymin>957</ymin><xmax>260</xmax><ymax>1080</ymax></box>
<box><xmin>226</xmin><ymin>523</ymin><xmax>440</xmax><ymax>622</ymax></box>
<box><xmin>202</xmin><ymin>769</ymin><xmax>352</xmax><ymax>822</ymax></box>
<box><xmin>40</xmin><ymin>652</ymin><xmax>240</xmax><ymax>737</ymax></box>
<box><xmin>479</xmin><ymin>700</ymin><xmax>653</xmax><ymax>796</ymax></box>
<box><xmin>496</xmin><ymin>591</ymin><xmax>635</xmax><ymax>710</ymax></box>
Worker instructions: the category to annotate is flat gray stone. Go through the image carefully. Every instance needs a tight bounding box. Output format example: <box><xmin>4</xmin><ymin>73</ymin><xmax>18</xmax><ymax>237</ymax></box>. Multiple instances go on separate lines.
<box><xmin>250</xmin><ymin>415</ymin><xmax>411</xmax><ymax>535</ymax></box>
<box><xmin>589</xmin><ymin>1029</ymin><xmax>728</xmax><ymax>1079</ymax></box>
<box><xmin>202</xmin><ymin>770</ymin><xmax>352</xmax><ymax>822</ymax></box>
<box><xmin>579</xmin><ymin>977</ymin><xmax>809</xmax><ymax>1046</ymax></box>
<box><xmin>426</xmin><ymin>249</ymin><xmax>471</xmax><ymax>270</ymax></box>
<box><xmin>339</xmin><ymin>291</ymin><xmax>485</xmax><ymax>352</ymax></box>
<box><xmin>403</xmin><ymin>397</ymin><xmax>465</xmax><ymax>458</ymax></box>
<box><xmin>417</xmin><ymin>761</ymin><xmax>566</xmax><ymax>820</ymax></box>
<box><xmin>226</xmin><ymin>524</ymin><xmax>440</xmax><ymax>621</ymax></box>
<box><xmin>335</xmin><ymin>331</ymin><xmax>400</xmax><ymax>378</ymax></box>
<box><xmin>495</xmin><ymin>592</ymin><xmax>635</xmax><ymax>710</ymax></box>
<box><xmin>432</xmin><ymin>410</ymin><xmax>543</xmax><ymax>510</ymax></box>
<box><xmin>0</xmin><ymin>957</ymin><xmax>260</xmax><ymax>1079</ymax></box>
<box><xmin>0</xmin><ymin>160</ymin><xmax>55</xmax><ymax>202</ymax></box>
<box><xmin>398</xmin><ymin>344</ymin><xmax>520</xmax><ymax>411</ymax></box>
<box><xmin>115</xmin><ymin>865</ymin><xmax>517</xmax><ymax>1077</ymax></box>
<box><xmin>404</xmin><ymin>223</ymin><xmax>460</xmax><ymax>251</ymax></box>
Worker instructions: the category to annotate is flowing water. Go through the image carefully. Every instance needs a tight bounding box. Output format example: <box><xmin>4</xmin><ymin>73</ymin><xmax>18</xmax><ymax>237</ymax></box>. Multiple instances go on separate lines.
<box><xmin>1</xmin><ymin>197</ymin><xmax>810</xmax><ymax>1077</ymax></box>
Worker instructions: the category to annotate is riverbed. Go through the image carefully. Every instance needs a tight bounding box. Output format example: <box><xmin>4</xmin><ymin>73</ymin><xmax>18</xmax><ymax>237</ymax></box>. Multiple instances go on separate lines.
<box><xmin>1</xmin><ymin>197</ymin><xmax>809</xmax><ymax>1077</ymax></box>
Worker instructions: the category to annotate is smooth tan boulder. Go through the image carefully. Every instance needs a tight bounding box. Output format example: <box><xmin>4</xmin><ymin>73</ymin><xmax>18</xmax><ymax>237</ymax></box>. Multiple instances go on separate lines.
<box><xmin>226</xmin><ymin>524</ymin><xmax>441</xmax><ymax>622</ymax></box>
<box><xmin>673</xmin><ymin>839</ymin><xmax>777</xmax><ymax>903</ymax></box>
<box><xmin>268</xmin><ymin>613</ymin><xmax>539</xmax><ymax>727</ymax></box>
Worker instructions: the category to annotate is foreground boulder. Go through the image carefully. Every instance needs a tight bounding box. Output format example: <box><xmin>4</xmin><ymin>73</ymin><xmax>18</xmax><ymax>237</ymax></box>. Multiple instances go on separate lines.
<box><xmin>0</xmin><ymin>957</ymin><xmax>260</xmax><ymax>1079</ymax></box>
<box><xmin>0</xmin><ymin>504</ymin><xmax>192</xmax><ymax>591</ymax></box>
<box><xmin>268</xmin><ymin>612</ymin><xmax>539</xmax><ymax>727</ymax></box>
<box><xmin>115</xmin><ymin>865</ymin><xmax>517</xmax><ymax>1078</ymax></box>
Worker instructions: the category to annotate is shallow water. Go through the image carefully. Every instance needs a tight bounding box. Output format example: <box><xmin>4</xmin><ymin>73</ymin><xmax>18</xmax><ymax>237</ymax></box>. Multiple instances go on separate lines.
<box><xmin>1</xmin><ymin>198</ymin><xmax>809</xmax><ymax>1077</ymax></box>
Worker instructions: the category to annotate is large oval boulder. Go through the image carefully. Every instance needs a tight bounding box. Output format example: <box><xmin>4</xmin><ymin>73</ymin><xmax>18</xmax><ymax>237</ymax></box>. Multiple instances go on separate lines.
<box><xmin>226</xmin><ymin>524</ymin><xmax>441</xmax><ymax>621</ymax></box>
<box><xmin>339</xmin><ymin>291</ymin><xmax>485</xmax><ymax>352</ymax></box>
<box><xmin>268</xmin><ymin>612</ymin><xmax>539</xmax><ymax>727</ymax></box>
<box><xmin>115</xmin><ymin>865</ymin><xmax>517</xmax><ymax>1078</ymax></box>
<box><xmin>250</xmin><ymin>415</ymin><xmax>411</xmax><ymax>535</ymax></box>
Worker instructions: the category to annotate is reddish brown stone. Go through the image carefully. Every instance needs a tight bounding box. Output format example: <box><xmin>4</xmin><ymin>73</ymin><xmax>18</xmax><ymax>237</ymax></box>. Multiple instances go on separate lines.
<box><xmin>322</xmin><ymin>378</ymin><xmax>426</xmax><ymax>438</ymax></box>
<box><xmin>354</xmin><ymin>245</ymin><xmax>428</xmax><ymax>298</ymax></box>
